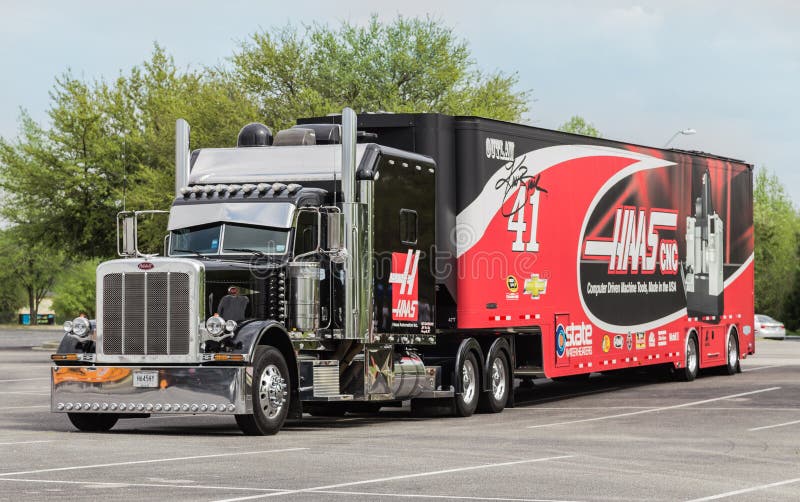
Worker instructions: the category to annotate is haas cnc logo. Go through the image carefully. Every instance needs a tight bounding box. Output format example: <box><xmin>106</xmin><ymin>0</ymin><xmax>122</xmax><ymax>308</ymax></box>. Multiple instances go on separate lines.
<box><xmin>583</xmin><ymin>206</ymin><xmax>679</xmax><ymax>274</ymax></box>
<box><xmin>389</xmin><ymin>250</ymin><xmax>420</xmax><ymax>321</ymax></box>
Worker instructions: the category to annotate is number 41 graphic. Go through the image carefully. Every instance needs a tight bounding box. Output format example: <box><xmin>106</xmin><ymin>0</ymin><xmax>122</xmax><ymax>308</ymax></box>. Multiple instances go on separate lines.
<box><xmin>508</xmin><ymin>185</ymin><xmax>541</xmax><ymax>252</ymax></box>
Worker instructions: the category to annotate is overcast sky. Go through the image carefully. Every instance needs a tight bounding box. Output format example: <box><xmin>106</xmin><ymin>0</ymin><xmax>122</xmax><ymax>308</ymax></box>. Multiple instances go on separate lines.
<box><xmin>1</xmin><ymin>0</ymin><xmax>798</xmax><ymax>203</ymax></box>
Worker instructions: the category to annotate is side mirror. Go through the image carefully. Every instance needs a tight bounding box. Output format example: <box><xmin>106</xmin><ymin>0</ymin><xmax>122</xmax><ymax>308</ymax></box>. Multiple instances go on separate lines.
<box><xmin>325</xmin><ymin>212</ymin><xmax>343</xmax><ymax>252</ymax></box>
<box><xmin>120</xmin><ymin>213</ymin><xmax>137</xmax><ymax>257</ymax></box>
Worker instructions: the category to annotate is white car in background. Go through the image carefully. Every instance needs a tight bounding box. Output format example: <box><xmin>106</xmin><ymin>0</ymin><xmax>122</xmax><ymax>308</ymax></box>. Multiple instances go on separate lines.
<box><xmin>754</xmin><ymin>314</ymin><xmax>786</xmax><ymax>340</ymax></box>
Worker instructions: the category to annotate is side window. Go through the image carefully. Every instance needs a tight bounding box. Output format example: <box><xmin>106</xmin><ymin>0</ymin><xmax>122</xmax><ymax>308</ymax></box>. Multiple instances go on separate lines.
<box><xmin>294</xmin><ymin>211</ymin><xmax>318</xmax><ymax>254</ymax></box>
<box><xmin>399</xmin><ymin>209</ymin><xmax>418</xmax><ymax>245</ymax></box>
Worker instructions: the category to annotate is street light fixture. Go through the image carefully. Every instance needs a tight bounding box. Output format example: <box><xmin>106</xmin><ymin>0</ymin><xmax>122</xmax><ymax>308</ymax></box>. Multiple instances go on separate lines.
<box><xmin>663</xmin><ymin>128</ymin><xmax>697</xmax><ymax>148</ymax></box>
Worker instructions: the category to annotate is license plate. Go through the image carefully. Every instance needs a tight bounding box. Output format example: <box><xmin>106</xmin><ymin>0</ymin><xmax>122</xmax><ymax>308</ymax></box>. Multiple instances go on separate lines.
<box><xmin>133</xmin><ymin>371</ymin><xmax>159</xmax><ymax>388</ymax></box>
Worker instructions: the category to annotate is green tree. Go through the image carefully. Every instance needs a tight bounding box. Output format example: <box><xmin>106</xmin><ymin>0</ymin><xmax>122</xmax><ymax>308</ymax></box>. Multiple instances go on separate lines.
<box><xmin>232</xmin><ymin>15</ymin><xmax>530</xmax><ymax>130</ymax></box>
<box><xmin>0</xmin><ymin>228</ymin><xmax>66</xmax><ymax>323</ymax></box>
<box><xmin>753</xmin><ymin>168</ymin><xmax>800</xmax><ymax>322</ymax></box>
<box><xmin>0</xmin><ymin>45</ymin><xmax>260</xmax><ymax>259</ymax></box>
<box><xmin>52</xmin><ymin>258</ymin><xmax>101</xmax><ymax>320</ymax></box>
<box><xmin>558</xmin><ymin>116</ymin><xmax>601</xmax><ymax>137</ymax></box>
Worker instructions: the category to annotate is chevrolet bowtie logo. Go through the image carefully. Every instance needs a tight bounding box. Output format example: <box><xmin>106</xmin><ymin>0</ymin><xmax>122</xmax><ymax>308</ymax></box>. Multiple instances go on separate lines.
<box><xmin>523</xmin><ymin>274</ymin><xmax>548</xmax><ymax>299</ymax></box>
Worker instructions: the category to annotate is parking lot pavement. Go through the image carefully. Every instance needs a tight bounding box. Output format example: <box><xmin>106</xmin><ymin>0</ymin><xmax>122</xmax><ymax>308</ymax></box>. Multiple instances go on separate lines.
<box><xmin>0</xmin><ymin>331</ymin><xmax>799</xmax><ymax>501</ymax></box>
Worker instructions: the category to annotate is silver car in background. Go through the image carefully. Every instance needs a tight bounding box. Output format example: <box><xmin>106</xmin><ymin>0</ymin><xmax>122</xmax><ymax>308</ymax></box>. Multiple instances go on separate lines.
<box><xmin>754</xmin><ymin>314</ymin><xmax>786</xmax><ymax>340</ymax></box>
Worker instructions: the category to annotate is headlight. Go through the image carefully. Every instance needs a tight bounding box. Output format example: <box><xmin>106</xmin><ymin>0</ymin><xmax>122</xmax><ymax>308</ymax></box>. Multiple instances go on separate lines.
<box><xmin>224</xmin><ymin>320</ymin><xmax>238</xmax><ymax>333</ymax></box>
<box><xmin>71</xmin><ymin>317</ymin><xmax>91</xmax><ymax>338</ymax></box>
<box><xmin>63</xmin><ymin>321</ymin><xmax>73</xmax><ymax>333</ymax></box>
<box><xmin>206</xmin><ymin>316</ymin><xmax>225</xmax><ymax>337</ymax></box>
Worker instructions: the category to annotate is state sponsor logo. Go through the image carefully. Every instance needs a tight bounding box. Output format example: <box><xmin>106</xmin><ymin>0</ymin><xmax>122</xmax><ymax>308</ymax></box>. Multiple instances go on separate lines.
<box><xmin>636</xmin><ymin>332</ymin><xmax>646</xmax><ymax>350</ymax></box>
<box><xmin>602</xmin><ymin>334</ymin><xmax>611</xmax><ymax>353</ymax></box>
<box><xmin>626</xmin><ymin>332</ymin><xmax>633</xmax><ymax>351</ymax></box>
<box><xmin>613</xmin><ymin>334</ymin><xmax>624</xmax><ymax>350</ymax></box>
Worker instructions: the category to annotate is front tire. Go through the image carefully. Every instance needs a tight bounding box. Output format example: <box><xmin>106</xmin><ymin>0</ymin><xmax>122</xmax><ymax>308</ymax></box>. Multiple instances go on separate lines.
<box><xmin>236</xmin><ymin>346</ymin><xmax>290</xmax><ymax>436</ymax></box>
<box><xmin>725</xmin><ymin>332</ymin><xmax>740</xmax><ymax>375</ymax></box>
<box><xmin>68</xmin><ymin>413</ymin><xmax>118</xmax><ymax>432</ymax></box>
<box><xmin>676</xmin><ymin>334</ymin><xmax>699</xmax><ymax>382</ymax></box>
<box><xmin>478</xmin><ymin>352</ymin><xmax>509</xmax><ymax>413</ymax></box>
<box><xmin>453</xmin><ymin>351</ymin><xmax>480</xmax><ymax>417</ymax></box>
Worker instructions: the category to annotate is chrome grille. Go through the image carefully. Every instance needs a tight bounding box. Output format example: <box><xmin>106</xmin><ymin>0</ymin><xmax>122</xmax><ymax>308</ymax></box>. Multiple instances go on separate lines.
<box><xmin>102</xmin><ymin>272</ymin><xmax>191</xmax><ymax>355</ymax></box>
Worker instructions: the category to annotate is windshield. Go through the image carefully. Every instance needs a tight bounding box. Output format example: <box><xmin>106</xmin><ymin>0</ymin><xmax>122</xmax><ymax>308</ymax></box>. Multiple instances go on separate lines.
<box><xmin>170</xmin><ymin>223</ymin><xmax>289</xmax><ymax>256</ymax></box>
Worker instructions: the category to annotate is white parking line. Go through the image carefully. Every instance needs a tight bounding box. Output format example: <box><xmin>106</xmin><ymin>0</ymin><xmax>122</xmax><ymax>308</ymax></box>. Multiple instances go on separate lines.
<box><xmin>0</xmin><ymin>477</ymin><xmax>286</xmax><ymax>492</ymax></box>
<box><xmin>317</xmin><ymin>489</ymin><xmax>579</xmax><ymax>501</ymax></box>
<box><xmin>212</xmin><ymin>454</ymin><xmax>575</xmax><ymax>501</ymax></box>
<box><xmin>4</xmin><ymin>405</ymin><xmax>49</xmax><ymax>410</ymax></box>
<box><xmin>516</xmin><ymin>387</ymin><xmax>622</xmax><ymax>405</ymax></box>
<box><xmin>686</xmin><ymin>477</ymin><xmax>800</xmax><ymax>501</ymax></box>
<box><xmin>741</xmin><ymin>365</ymin><xmax>784</xmax><ymax>372</ymax></box>
<box><xmin>0</xmin><ymin>448</ymin><xmax>308</xmax><ymax>477</ymax></box>
<box><xmin>0</xmin><ymin>440</ymin><xmax>53</xmax><ymax>446</ymax></box>
<box><xmin>748</xmin><ymin>418</ymin><xmax>800</xmax><ymax>432</ymax></box>
<box><xmin>526</xmin><ymin>387</ymin><xmax>781</xmax><ymax>429</ymax></box>
<box><xmin>506</xmin><ymin>406</ymin><xmax>656</xmax><ymax>411</ymax></box>
<box><xmin>0</xmin><ymin>391</ymin><xmax>49</xmax><ymax>396</ymax></box>
<box><xmin>0</xmin><ymin>377</ymin><xmax>50</xmax><ymax>382</ymax></box>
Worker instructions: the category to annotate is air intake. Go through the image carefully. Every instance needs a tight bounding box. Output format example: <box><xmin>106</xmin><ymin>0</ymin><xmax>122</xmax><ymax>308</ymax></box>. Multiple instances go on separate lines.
<box><xmin>237</xmin><ymin>123</ymin><xmax>273</xmax><ymax>147</ymax></box>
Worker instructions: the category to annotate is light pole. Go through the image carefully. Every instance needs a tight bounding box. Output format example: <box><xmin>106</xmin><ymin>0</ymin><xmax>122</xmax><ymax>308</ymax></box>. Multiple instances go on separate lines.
<box><xmin>663</xmin><ymin>128</ymin><xmax>696</xmax><ymax>148</ymax></box>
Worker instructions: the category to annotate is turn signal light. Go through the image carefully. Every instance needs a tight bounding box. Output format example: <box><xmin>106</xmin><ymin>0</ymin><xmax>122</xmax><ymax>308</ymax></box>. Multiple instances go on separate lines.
<box><xmin>51</xmin><ymin>354</ymin><xmax>79</xmax><ymax>361</ymax></box>
<box><xmin>213</xmin><ymin>354</ymin><xmax>245</xmax><ymax>361</ymax></box>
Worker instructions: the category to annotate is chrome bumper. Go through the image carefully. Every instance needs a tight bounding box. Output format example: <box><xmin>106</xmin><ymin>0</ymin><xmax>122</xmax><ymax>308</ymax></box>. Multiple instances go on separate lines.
<box><xmin>51</xmin><ymin>365</ymin><xmax>248</xmax><ymax>415</ymax></box>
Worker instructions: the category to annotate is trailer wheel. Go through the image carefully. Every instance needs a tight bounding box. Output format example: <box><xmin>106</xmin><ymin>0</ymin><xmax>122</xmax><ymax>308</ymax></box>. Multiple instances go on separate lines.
<box><xmin>676</xmin><ymin>334</ymin><xmax>699</xmax><ymax>382</ymax></box>
<box><xmin>725</xmin><ymin>331</ymin><xmax>740</xmax><ymax>375</ymax></box>
<box><xmin>68</xmin><ymin>413</ymin><xmax>118</xmax><ymax>432</ymax></box>
<box><xmin>236</xmin><ymin>346</ymin><xmax>290</xmax><ymax>435</ymax></box>
<box><xmin>478</xmin><ymin>351</ymin><xmax>509</xmax><ymax>413</ymax></box>
<box><xmin>454</xmin><ymin>351</ymin><xmax>480</xmax><ymax>417</ymax></box>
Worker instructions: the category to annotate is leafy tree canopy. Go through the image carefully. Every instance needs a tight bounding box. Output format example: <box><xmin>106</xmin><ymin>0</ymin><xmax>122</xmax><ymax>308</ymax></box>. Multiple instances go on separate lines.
<box><xmin>232</xmin><ymin>15</ymin><xmax>530</xmax><ymax>130</ymax></box>
<box><xmin>558</xmin><ymin>115</ymin><xmax>601</xmax><ymax>137</ymax></box>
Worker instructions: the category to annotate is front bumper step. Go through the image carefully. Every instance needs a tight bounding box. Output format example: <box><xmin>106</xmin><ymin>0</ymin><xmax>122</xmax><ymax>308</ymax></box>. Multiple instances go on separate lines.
<box><xmin>51</xmin><ymin>366</ymin><xmax>248</xmax><ymax>415</ymax></box>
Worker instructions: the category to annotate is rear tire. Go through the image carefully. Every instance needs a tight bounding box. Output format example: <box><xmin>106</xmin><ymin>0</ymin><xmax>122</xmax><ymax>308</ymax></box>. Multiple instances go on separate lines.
<box><xmin>453</xmin><ymin>351</ymin><xmax>480</xmax><ymax>417</ymax></box>
<box><xmin>236</xmin><ymin>346</ymin><xmax>290</xmax><ymax>436</ymax></box>
<box><xmin>478</xmin><ymin>351</ymin><xmax>509</xmax><ymax>413</ymax></box>
<box><xmin>676</xmin><ymin>334</ymin><xmax>699</xmax><ymax>382</ymax></box>
<box><xmin>725</xmin><ymin>332</ymin><xmax>740</xmax><ymax>375</ymax></box>
<box><xmin>68</xmin><ymin>413</ymin><xmax>118</xmax><ymax>432</ymax></box>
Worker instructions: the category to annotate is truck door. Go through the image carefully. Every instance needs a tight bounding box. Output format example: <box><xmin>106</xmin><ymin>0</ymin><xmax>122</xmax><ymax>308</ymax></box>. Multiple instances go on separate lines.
<box><xmin>555</xmin><ymin>313</ymin><xmax>570</xmax><ymax>368</ymax></box>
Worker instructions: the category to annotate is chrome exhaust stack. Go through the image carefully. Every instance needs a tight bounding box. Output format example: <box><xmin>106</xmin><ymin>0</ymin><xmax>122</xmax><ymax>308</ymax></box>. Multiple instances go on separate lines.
<box><xmin>175</xmin><ymin>119</ymin><xmax>190</xmax><ymax>197</ymax></box>
<box><xmin>341</xmin><ymin>108</ymin><xmax>361</xmax><ymax>340</ymax></box>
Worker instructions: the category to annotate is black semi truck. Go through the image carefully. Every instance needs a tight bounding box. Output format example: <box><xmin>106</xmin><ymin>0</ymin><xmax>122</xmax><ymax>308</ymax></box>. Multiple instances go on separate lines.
<box><xmin>51</xmin><ymin>108</ymin><xmax>754</xmax><ymax>434</ymax></box>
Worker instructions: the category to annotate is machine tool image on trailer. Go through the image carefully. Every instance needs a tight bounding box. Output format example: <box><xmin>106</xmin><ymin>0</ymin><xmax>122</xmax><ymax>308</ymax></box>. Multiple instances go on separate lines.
<box><xmin>51</xmin><ymin>108</ymin><xmax>755</xmax><ymax>435</ymax></box>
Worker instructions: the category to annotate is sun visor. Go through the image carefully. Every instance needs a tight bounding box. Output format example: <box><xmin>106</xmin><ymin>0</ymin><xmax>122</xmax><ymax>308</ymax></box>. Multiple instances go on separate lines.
<box><xmin>168</xmin><ymin>202</ymin><xmax>295</xmax><ymax>230</ymax></box>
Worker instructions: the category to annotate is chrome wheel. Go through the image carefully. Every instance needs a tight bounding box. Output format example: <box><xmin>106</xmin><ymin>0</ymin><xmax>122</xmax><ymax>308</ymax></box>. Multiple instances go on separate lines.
<box><xmin>490</xmin><ymin>357</ymin><xmax>507</xmax><ymax>402</ymax></box>
<box><xmin>726</xmin><ymin>332</ymin><xmax>740</xmax><ymax>375</ymax></box>
<box><xmin>259</xmin><ymin>364</ymin><xmax>287</xmax><ymax>420</ymax></box>
<box><xmin>687</xmin><ymin>337</ymin><xmax>698</xmax><ymax>373</ymax></box>
<box><xmin>728</xmin><ymin>336</ymin><xmax>737</xmax><ymax>368</ymax></box>
<box><xmin>461</xmin><ymin>358</ymin><xmax>477</xmax><ymax>405</ymax></box>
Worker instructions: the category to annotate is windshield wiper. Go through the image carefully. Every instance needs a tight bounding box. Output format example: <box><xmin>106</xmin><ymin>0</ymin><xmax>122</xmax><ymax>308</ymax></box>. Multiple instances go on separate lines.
<box><xmin>226</xmin><ymin>248</ymin><xmax>267</xmax><ymax>257</ymax></box>
<box><xmin>173</xmin><ymin>248</ymin><xmax>209</xmax><ymax>259</ymax></box>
